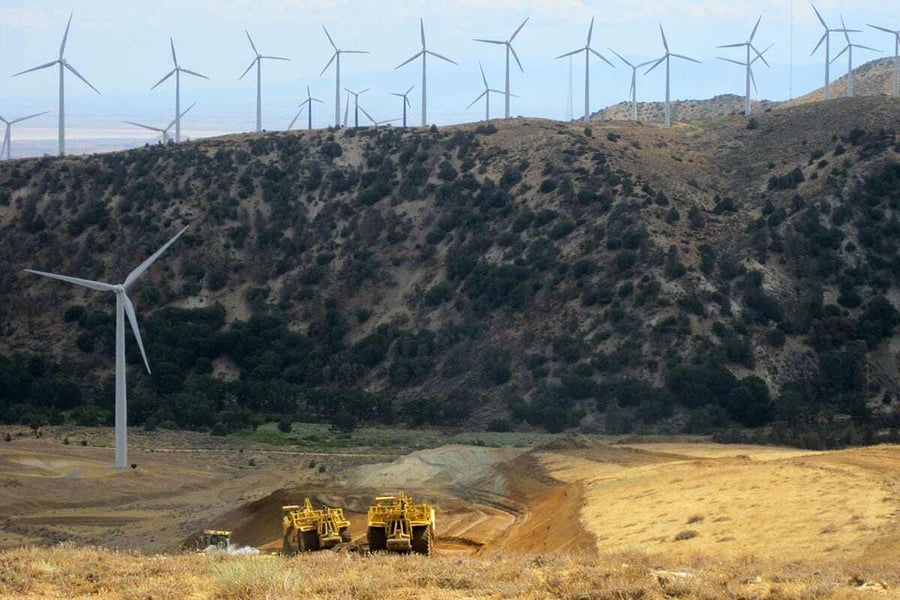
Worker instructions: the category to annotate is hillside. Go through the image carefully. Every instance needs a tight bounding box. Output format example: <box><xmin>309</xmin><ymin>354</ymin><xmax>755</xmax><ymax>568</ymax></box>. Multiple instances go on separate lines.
<box><xmin>1</xmin><ymin>97</ymin><xmax>900</xmax><ymax>444</ymax></box>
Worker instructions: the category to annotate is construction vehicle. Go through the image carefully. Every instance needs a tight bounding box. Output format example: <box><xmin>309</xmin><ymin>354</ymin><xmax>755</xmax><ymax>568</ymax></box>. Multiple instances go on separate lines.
<box><xmin>197</xmin><ymin>530</ymin><xmax>232</xmax><ymax>550</ymax></box>
<box><xmin>366</xmin><ymin>491</ymin><xmax>435</xmax><ymax>555</ymax></box>
<box><xmin>282</xmin><ymin>498</ymin><xmax>352</xmax><ymax>553</ymax></box>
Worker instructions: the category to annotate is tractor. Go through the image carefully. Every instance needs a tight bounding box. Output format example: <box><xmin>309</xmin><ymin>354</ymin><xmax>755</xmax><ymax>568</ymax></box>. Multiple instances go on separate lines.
<box><xmin>282</xmin><ymin>498</ymin><xmax>352</xmax><ymax>553</ymax></box>
<box><xmin>366</xmin><ymin>491</ymin><xmax>435</xmax><ymax>555</ymax></box>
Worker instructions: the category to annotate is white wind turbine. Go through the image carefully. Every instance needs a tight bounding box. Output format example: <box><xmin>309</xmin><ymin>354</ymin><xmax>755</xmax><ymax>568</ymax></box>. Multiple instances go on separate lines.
<box><xmin>25</xmin><ymin>226</ymin><xmax>189</xmax><ymax>469</ymax></box>
<box><xmin>390</xmin><ymin>85</ymin><xmax>415</xmax><ymax>128</ymax></box>
<box><xmin>344</xmin><ymin>88</ymin><xmax>370</xmax><ymax>128</ymax></box>
<box><xmin>608</xmin><ymin>50</ymin><xmax>655</xmax><ymax>121</ymax></box>
<box><xmin>555</xmin><ymin>18</ymin><xmax>615</xmax><ymax>124</ymax></box>
<box><xmin>832</xmin><ymin>17</ymin><xmax>880</xmax><ymax>97</ymax></box>
<box><xmin>868</xmin><ymin>23</ymin><xmax>899</xmax><ymax>97</ymax></box>
<box><xmin>466</xmin><ymin>62</ymin><xmax>506</xmax><ymax>121</ymax></box>
<box><xmin>122</xmin><ymin>103</ymin><xmax>196</xmax><ymax>144</ymax></box>
<box><xmin>288</xmin><ymin>86</ymin><xmax>325</xmax><ymax>131</ymax></box>
<box><xmin>12</xmin><ymin>14</ymin><xmax>100</xmax><ymax>157</ymax></box>
<box><xmin>717</xmin><ymin>16</ymin><xmax>772</xmax><ymax>115</ymax></box>
<box><xmin>645</xmin><ymin>25</ymin><xmax>701</xmax><ymax>128</ymax></box>
<box><xmin>0</xmin><ymin>112</ymin><xmax>49</xmax><ymax>161</ymax></box>
<box><xmin>151</xmin><ymin>38</ymin><xmax>209</xmax><ymax>143</ymax></box>
<box><xmin>811</xmin><ymin>4</ymin><xmax>859</xmax><ymax>101</ymax></box>
<box><xmin>240</xmin><ymin>30</ymin><xmax>290</xmax><ymax>132</ymax></box>
<box><xmin>475</xmin><ymin>18</ymin><xmax>529</xmax><ymax>119</ymax></box>
<box><xmin>320</xmin><ymin>27</ymin><xmax>369</xmax><ymax>128</ymax></box>
<box><xmin>396</xmin><ymin>19</ymin><xmax>457</xmax><ymax>127</ymax></box>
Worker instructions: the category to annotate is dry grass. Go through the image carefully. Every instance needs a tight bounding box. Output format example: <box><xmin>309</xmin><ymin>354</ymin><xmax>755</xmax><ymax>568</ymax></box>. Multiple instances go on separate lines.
<box><xmin>2</xmin><ymin>544</ymin><xmax>899</xmax><ymax>600</ymax></box>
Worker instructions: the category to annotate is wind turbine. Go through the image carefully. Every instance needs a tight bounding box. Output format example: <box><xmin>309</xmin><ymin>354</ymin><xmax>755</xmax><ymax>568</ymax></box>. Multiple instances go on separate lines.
<box><xmin>25</xmin><ymin>226</ymin><xmax>189</xmax><ymax>469</ymax></box>
<box><xmin>645</xmin><ymin>25</ymin><xmax>701</xmax><ymax>128</ymax></box>
<box><xmin>810</xmin><ymin>4</ymin><xmax>859</xmax><ymax>101</ymax></box>
<box><xmin>288</xmin><ymin>86</ymin><xmax>325</xmax><ymax>131</ymax></box>
<box><xmin>555</xmin><ymin>18</ymin><xmax>615</xmax><ymax>125</ymax></box>
<box><xmin>122</xmin><ymin>103</ymin><xmax>196</xmax><ymax>144</ymax></box>
<box><xmin>466</xmin><ymin>62</ymin><xmax>506</xmax><ymax>121</ymax></box>
<box><xmin>239</xmin><ymin>30</ymin><xmax>290</xmax><ymax>132</ymax></box>
<box><xmin>608</xmin><ymin>50</ymin><xmax>655</xmax><ymax>121</ymax></box>
<box><xmin>831</xmin><ymin>17</ymin><xmax>880</xmax><ymax>97</ymax></box>
<box><xmin>11</xmin><ymin>14</ymin><xmax>100</xmax><ymax>157</ymax></box>
<box><xmin>868</xmin><ymin>23</ymin><xmax>899</xmax><ymax>97</ymax></box>
<box><xmin>396</xmin><ymin>19</ymin><xmax>457</xmax><ymax>127</ymax></box>
<box><xmin>344</xmin><ymin>88</ymin><xmax>369</xmax><ymax>128</ymax></box>
<box><xmin>0</xmin><ymin>112</ymin><xmax>49</xmax><ymax>161</ymax></box>
<box><xmin>390</xmin><ymin>85</ymin><xmax>415</xmax><ymax>128</ymax></box>
<box><xmin>320</xmin><ymin>27</ymin><xmax>369</xmax><ymax>128</ymax></box>
<box><xmin>717</xmin><ymin>16</ymin><xmax>772</xmax><ymax>115</ymax></box>
<box><xmin>152</xmin><ymin>38</ymin><xmax>208</xmax><ymax>143</ymax></box>
<box><xmin>475</xmin><ymin>18</ymin><xmax>529</xmax><ymax>119</ymax></box>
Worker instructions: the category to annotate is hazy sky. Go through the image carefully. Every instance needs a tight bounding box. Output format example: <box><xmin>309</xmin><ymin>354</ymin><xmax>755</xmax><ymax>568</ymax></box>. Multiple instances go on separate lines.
<box><xmin>0</xmin><ymin>0</ymin><xmax>896</xmax><ymax>143</ymax></box>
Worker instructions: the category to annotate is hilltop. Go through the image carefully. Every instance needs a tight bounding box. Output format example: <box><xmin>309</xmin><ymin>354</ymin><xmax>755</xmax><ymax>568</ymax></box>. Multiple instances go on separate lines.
<box><xmin>0</xmin><ymin>97</ymin><xmax>899</xmax><ymax>444</ymax></box>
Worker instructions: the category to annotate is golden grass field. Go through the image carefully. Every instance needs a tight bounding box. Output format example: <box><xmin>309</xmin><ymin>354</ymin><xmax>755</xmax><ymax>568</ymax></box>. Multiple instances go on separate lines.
<box><xmin>3</xmin><ymin>429</ymin><xmax>900</xmax><ymax>598</ymax></box>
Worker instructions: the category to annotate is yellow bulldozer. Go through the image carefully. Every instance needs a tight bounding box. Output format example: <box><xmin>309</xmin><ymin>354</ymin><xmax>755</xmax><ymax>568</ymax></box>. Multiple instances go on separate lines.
<box><xmin>366</xmin><ymin>491</ymin><xmax>435</xmax><ymax>555</ymax></box>
<box><xmin>282</xmin><ymin>498</ymin><xmax>352</xmax><ymax>553</ymax></box>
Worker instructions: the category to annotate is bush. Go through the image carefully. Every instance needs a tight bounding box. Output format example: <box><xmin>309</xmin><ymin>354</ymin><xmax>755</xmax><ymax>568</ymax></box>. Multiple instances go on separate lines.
<box><xmin>487</xmin><ymin>418</ymin><xmax>512</xmax><ymax>432</ymax></box>
<box><xmin>277</xmin><ymin>418</ymin><xmax>292</xmax><ymax>434</ymax></box>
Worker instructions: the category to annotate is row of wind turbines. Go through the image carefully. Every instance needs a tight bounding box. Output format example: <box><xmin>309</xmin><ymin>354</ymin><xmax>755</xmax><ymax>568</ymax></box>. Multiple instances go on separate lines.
<box><xmin>5</xmin><ymin>6</ymin><xmax>900</xmax><ymax>159</ymax></box>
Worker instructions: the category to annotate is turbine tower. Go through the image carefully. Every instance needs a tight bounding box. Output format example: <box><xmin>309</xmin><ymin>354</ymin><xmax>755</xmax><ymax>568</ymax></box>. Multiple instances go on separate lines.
<box><xmin>645</xmin><ymin>25</ymin><xmax>700</xmax><ymax>128</ymax></box>
<box><xmin>344</xmin><ymin>88</ymin><xmax>370</xmax><ymax>128</ymax></box>
<box><xmin>609</xmin><ymin>50</ymin><xmax>655</xmax><ymax>121</ymax></box>
<box><xmin>832</xmin><ymin>17</ymin><xmax>879</xmax><ymax>97</ymax></box>
<box><xmin>466</xmin><ymin>62</ymin><xmax>506</xmax><ymax>121</ymax></box>
<box><xmin>390</xmin><ymin>85</ymin><xmax>415</xmax><ymax>128</ymax></box>
<box><xmin>288</xmin><ymin>86</ymin><xmax>325</xmax><ymax>131</ymax></box>
<box><xmin>0</xmin><ymin>112</ymin><xmax>49</xmax><ymax>161</ymax></box>
<box><xmin>122</xmin><ymin>103</ymin><xmax>196</xmax><ymax>144</ymax></box>
<box><xmin>475</xmin><ymin>18</ymin><xmax>529</xmax><ymax>119</ymax></box>
<box><xmin>717</xmin><ymin>17</ymin><xmax>772</xmax><ymax>116</ymax></box>
<box><xmin>320</xmin><ymin>27</ymin><xmax>369</xmax><ymax>128</ymax></box>
<box><xmin>152</xmin><ymin>38</ymin><xmax>208</xmax><ymax>143</ymax></box>
<box><xmin>555</xmin><ymin>17</ymin><xmax>615</xmax><ymax>125</ymax></box>
<box><xmin>810</xmin><ymin>4</ymin><xmax>858</xmax><ymax>101</ymax></box>
<box><xmin>26</xmin><ymin>226</ymin><xmax>189</xmax><ymax>469</ymax></box>
<box><xmin>12</xmin><ymin>14</ymin><xmax>100</xmax><ymax>157</ymax></box>
<box><xmin>868</xmin><ymin>23</ymin><xmax>900</xmax><ymax>97</ymax></box>
<box><xmin>396</xmin><ymin>19</ymin><xmax>457</xmax><ymax>127</ymax></box>
<box><xmin>239</xmin><ymin>30</ymin><xmax>290</xmax><ymax>132</ymax></box>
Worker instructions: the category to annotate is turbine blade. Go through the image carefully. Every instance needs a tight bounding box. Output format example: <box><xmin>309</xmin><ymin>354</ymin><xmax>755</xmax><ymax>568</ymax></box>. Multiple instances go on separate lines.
<box><xmin>750</xmin><ymin>15</ymin><xmax>762</xmax><ymax>42</ymax></box>
<box><xmin>123</xmin><ymin>121</ymin><xmax>165</xmax><ymax>133</ymax></box>
<box><xmin>510</xmin><ymin>18</ymin><xmax>529</xmax><ymax>42</ymax></box>
<box><xmin>9</xmin><ymin>111</ymin><xmax>49</xmax><ymax>125</ymax></box>
<box><xmin>170</xmin><ymin>38</ymin><xmax>178</xmax><ymax>67</ymax></box>
<box><xmin>288</xmin><ymin>106</ymin><xmax>305</xmax><ymax>130</ymax></box>
<box><xmin>636</xmin><ymin>59</ymin><xmax>657</xmax><ymax>68</ymax></box>
<box><xmin>811</xmin><ymin>32</ymin><xmax>827</xmax><ymax>55</ymax></box>
<box><xmin>510</xmin><ymin>44</ymin><xmax>524</xmax><ymax>72</ymax></box>
<box><xmin>396</xmin><ymin>51</ymin><xmax>424</xmax><ymax>70</ymax></box>
<box><xmin>427</xmin><ymin>50</ymin><xmax>457</xmax><ymax>65</ymax></box>
<box><xmin>659</xmin><ymin>24</ymin><xmax>669</xmax><ymax>51</ymax></box>
<box><xmin>12</xmin><ymin>61</ymin><xmax>59</xmax><ymax>77</ymax></box>
<box><xmin>467</xmin><ymin>90</ymin><xmax>488</xmax><ymax>109</ymax></box>
<box><xmin>830</xmin><ymin>45</ymin><xmax>848</xmax><ymax>63</ymax></box>
<box><xmin>645</xmin><ymin>56</ymin><xmax>666</xmax><ymax>74</ymax></box>
<box><xmin>555</xmin><ymin>48</ymin><xmax>583</xmax><ymax>59</ymax></box>
<box><xmin>420</xmin><ymin>18</ymin><xmax>426</xmax><ymax>47</ymax></box>
<box><xmin>59</xmin><ymin>13</ymin><xmax>73</xmax><ymax>58</ymax></box>
<box><xmin>671</xmin><ymin>53</ymin><xmax>701</xmax><ymax>64</ymax></box>
<box><xmin>319</xmin><ymin>53</ymin><xmax>337</xmax><ymax>76</ymax></box>
<box><xmin>123</xmin><ymin>294</ymin><xmax>151</xmax><ymax>375</ymax></box>
<box><xmin>587</xmin><ymin>17</ymin><xmax>594</xmax><ymax>46</ymax></box>
<box><xmin>342</xmin><ymin>50</ymin><xmax>369</xmax><ymax>54</ymax></box>
<box><xmin>151</xmin><ymin>69</ymin><xmax>176</xmax><ymax>89</ymax></box>
<box><xmin>359</xmin><ymin>106</ymin><xmax>377</xmax><ymax>125</ymax></box>
<box><xmin>64</xmin><ymin>63</ymin><xmax>100</xmax><ymax>94</ymax></box>
<box><xmin>322</xmin><ymin>26</ymin><xmax>337</xmax><ymax>51</ymax></box>
<box><xmin>718</xmin><ymin>57</ymin><xmax>746</xmax><ymax>66</ymax></box>
<box><xmin>841</xmin><ymin>16</ymin><xmax>850</xmax><ymax>44</ymax></box>
<box><xmin>245</xmin><ymin>29</ymin><xmax>258</xmax><ymax>56</ymax></box>
<box><xmin>854</xmin><ymin>44</ymin><xmax>881</xmax><ymax>52</ymax></box>
<box><xmin>313</xmin><ymin>98</ymin><xmax>324</xmax><ymax>104</ymax></box>
<box><xmin>262</xmin><ymin>56</ymin><xmax>291</xmax><ymax>61</ymax></box>
<box><xmin>124</xmin><ymin>225</ymin><xmax>189</xmax><ymax>289</ymax></box>
<box><xmin>867</xmin><ymin>24</ymin><xmax>895</xmax><ymax>34</ymax></box>
<box><xmin>406</xmin><ymin>84</ymin><xmax>415</xmax><ymax>95</ymax></box>
<box><xmin>608</xmin><ymin>48</ymin><xmax>634</xmax><ymax>68</ymax></box>
<box><xmin>406</xmin><ymin>97</ymin><xmax>411</xmax><ymax>107</ymax></box>
<box><xmin>474</xmin><ymin>39</ymin><xmax>506</xmax><ymax>45</ymax></box>
<box><xmin>24</xmin><ymin>270</ymin><xmax>115</xmax><ymax>292</ymax></box>
<box><xmin>307</xmin><ymin>84</ymin><xmax>312</xmax><ymax>99</ymax></box>
<box><xmin>629</xmin><ymin>75</ymin><xmax>635</xmax><ymax>98</ymax></box>
<box><xmin>480</xmin><ymin>61</ymin><xmax>489</xmax><ymax>87</ymax></box>
<box><xmin>589</xmin><ymin>48</ymin><xmax>615</xmax><ymax>68</ymax></box>
<box><xmin>812</xmin><ymin>4</ymin><xmax>827</xmax><ymax>29</ymax></box>
<box><xmin>180</xmin><ymin>68</ymin><xmax>209</xmax><ymax>80</ymax></box>
<box><xmin>750</xmin><ymin>67</ymin><xmax>758</xmax><ymax>95</ymax></box>
<box><xmin>751</xmin><ymin>43</ymin><xmax>773</xmax><ymax>67</ymax></box>
<box><xmin>239</xmin><ymin>58</ymin><xmax>258</xmax><ymax>80</ymax></box>
<box><xmin>718</xmin><ymin>43</ymin><xmax>748</xmax><ymax>48</ymax></box>
<box><xmin>180</xmin><ymin>102</ymin><xmax>196</xmax><ymax>119</ymax></box>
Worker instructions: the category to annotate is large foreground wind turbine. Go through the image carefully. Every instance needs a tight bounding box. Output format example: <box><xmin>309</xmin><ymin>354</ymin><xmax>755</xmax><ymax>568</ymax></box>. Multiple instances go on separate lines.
<box><xmin>289</xmin><ymin>86</ymin><xmax>325</xmax><ymax>131</ymax></box>
<box><xmin>122</xmin><ymin>103</ymin><xmax>195</xmax><ymax>144</ymax></box>
<box><xmin>391</xmin><ymin>85</ymin><xmax>415</xmax><ymax>127</ymax></box>
<box><xmin>0</xmin><ymin>112</ymin><xmax>49</xmax><ymax>160</ymax></box>
<box><xmin>396</xmin><ymin>19</ymin><xmax>457</xmax><ymax>127</ymax></box>
<box><xmin>240</xmin><ymin>30</ymin><xmax>290</xmax><ymax>132</ymax></box>
<box><xmin>475</xmin><ymin>18</ymin><xmax>529</xmax><ymax>119</ymax></box>
<box><xmin>832</xmin><ymin>17</ymin><xmax>879</xmax><ymax>97</ymax></box>
<box><xmin>717</xmin><ymin>17</ymin><xmax>771</xmax><ymax>115</ymax></box>
<box><xmin>466</xmin><ymin>62</ymin><xmax>505</xmax><ymax>121</ymax></box>
<box><xmin>26</xmin><ymin>226</ymin><xmax>189</xmax><ymax>469</ymax></box>
<box><xmin>320</xmin><ymin>27</ymin><xmax>369</xmax><ymax>128</ymax></box>
<box><xmin>12</xmin><ymin>14</ymin><xmax>100</xmax><ymax>157</ymax></box>
<box><xmin>609</xmin><ymin>50</ymin><xmax>655</xmax><ymax>121</ymax></box>
<box><xmin>555</xmin><ymin>18</ymin><xmax>615</xmax><ymax>124</ymax></box>
<box><xmin>811</xmin><ymin>4</ymin><xmax>858</xmax><ymax>101</ymax></box>
<box><xmin>645</xmin><ymin>25</ymin><xmax>700</xmax><ymax>128</ymax></box>
<box><xmin>152</xmin><ymin>39</ymin><xmax>208</xmax><ymax>143</ymax></box>
<box><xmin>868</xmin><ymin>23</ymin><xmax>900</xmax><ymax>97</ymax></box>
